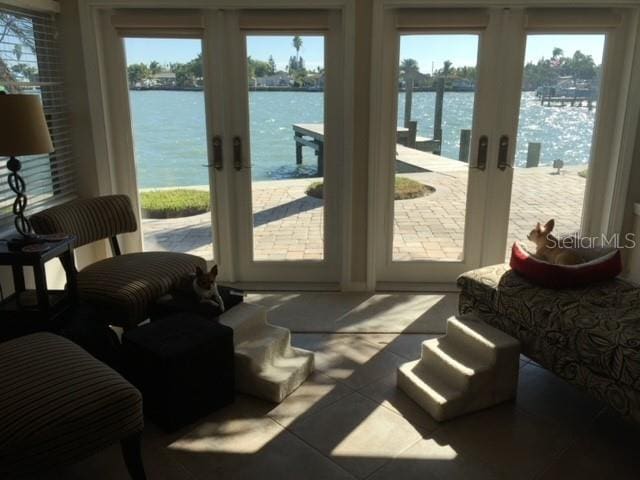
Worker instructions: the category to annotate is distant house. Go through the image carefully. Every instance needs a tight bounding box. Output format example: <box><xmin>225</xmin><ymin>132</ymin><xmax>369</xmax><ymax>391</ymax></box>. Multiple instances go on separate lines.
<box><xmin>304</xmin><ymin>72</ymin><xmax>325</xmax><ymax>88</ymax></box>
<box><xmin>255</xmin><ymin>73</ymin><xmax>292</xmax><ymax>87</ymax></box>
<box><xmin>149</xmin><ymin>72</ymin><xmax>176</xmax><ymax>87</ymax></box>
<box><xmin>451</xmin><ymin>78</ymin><xmax>475</xmax><ymax>91</ymax></box>
<box><xmin>400</xmin><ymin>71</ymin><xmax>430</xmax><ymax>88</ymax></box>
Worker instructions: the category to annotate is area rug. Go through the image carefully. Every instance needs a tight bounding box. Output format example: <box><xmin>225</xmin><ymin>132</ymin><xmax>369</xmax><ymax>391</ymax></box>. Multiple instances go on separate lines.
<box><xmin>245</xmin><ymin>292</ymin><xmax>458</xmax><ymax>334</ymax></box>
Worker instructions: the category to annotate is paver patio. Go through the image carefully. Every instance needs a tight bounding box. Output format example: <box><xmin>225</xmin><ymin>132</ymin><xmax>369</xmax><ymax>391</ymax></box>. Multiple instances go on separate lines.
<box><xmin>142</xmin><ymin>164</ymin><xmax>586</xmax><ymax>263</ymax></box>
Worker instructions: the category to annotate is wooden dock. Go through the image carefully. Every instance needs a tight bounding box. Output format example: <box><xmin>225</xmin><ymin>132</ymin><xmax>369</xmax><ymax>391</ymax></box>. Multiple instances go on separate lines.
<box><xmin>395</xmin><ymin>144</ymin><xmax>468</xmax><ymax>173</ymax></box>
<box><xmin>293</xmin><ymin>123</ymin><xmax>466</xmax><ymax>175</ymax></box>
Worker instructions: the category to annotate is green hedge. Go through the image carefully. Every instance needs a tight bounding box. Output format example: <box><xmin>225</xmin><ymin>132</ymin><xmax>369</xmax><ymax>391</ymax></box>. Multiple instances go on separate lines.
<box><xmin>140</xmin><ymin>189</ymin><xmax>210</xmax><ymax>219</ymax></box>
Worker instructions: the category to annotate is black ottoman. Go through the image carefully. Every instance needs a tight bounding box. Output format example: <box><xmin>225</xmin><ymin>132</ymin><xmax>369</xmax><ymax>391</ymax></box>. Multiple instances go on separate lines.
<box><xmin>122</xmin><ymin>313</ymin><xmax>234</xmax><ymax>432</ymax></box>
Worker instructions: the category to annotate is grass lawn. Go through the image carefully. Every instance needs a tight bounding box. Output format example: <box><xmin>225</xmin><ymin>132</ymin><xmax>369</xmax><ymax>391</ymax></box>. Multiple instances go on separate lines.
<box><xmin>140</xmin><ymin>189</ymin><xmax>210</xmax><ymax>218</ymax></box>
<box><xmin>306</xmin><ymin>177</ymin><xmax>434</xmax><ymax>200</ymax></box>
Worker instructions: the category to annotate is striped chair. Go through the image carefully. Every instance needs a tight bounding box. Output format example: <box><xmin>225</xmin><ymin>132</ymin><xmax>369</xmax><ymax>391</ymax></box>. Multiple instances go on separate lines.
<box><xmin>0</xmin><ymin>332</ymin><xmax>145</xmax><ymax>479</ymax></box>
<box><xmin>31</xmin><ymin>195</ymin><xmax>206</xmax><ymax>329</ymax></box>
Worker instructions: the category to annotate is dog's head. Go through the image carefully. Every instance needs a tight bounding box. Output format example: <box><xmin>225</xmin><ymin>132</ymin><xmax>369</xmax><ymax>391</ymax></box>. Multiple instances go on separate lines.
<box><xmin>527</xmin><ymin>219</ymin><xmax>555</xmax><ymax>246</ymax></box>
<box><xmin>195</xmin><ymin>265</ymin><xmax>218</xmax><ymax>291</ymax></box>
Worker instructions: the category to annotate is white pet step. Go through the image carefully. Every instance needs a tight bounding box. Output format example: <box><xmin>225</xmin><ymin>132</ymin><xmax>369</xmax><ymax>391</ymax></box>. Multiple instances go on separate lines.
<box><xmin>397</xmin><ymin>315</ymin><xmax>520</xmax><ymax>422</ymax></box>
<box><xmin>219</xmin><ymin>303</ymin><xmax>314</xmax><ymax>403</ymax></box>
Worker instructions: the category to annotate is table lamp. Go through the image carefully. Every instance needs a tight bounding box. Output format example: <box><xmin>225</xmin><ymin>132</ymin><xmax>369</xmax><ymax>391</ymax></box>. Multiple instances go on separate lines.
<box><xmin>0</xmin><ymin>93</ymin><xmax>54</xmax><ymax>247</ymax></box>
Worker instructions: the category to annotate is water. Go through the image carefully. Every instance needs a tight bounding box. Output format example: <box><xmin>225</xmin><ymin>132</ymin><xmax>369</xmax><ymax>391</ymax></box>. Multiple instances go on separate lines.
<box><xmin>130</xmin><ymin>90</ymin><xmax>596</xmax><ymax>188</ymax></box>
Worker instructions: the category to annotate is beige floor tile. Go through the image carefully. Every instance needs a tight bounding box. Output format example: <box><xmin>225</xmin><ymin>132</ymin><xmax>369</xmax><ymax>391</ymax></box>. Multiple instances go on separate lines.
<box><xmin>358</xmin><ymin>333</ymin><xmax>441</xmax><ymax>360</ymax></box>
<box><xmin>515</xmin><ymin>363</ymin><xmax>604</xmax><ymax>430</ymax></box>
<box><xmin>190</xmin><ymin>426</ymin><xmax>356</xmax><ymax>480</ymax></box>
<box><xmin>538</xmin><ymin>408</ymin><xmax>640</xmax><ymax>480</ymax></box>
<box><xmin>358</xmin><ymin>372</ymin><xmax>439</xmax><ymax>434</ymax></box>
<box><xmin>368</xmin><ymin>438</ymin><xmax>500</xmax><ymax>480</ymax></box>
<box><xmin>53</xmin><ymin>440</ymin><xmax>193</xmax><ymax>480</ymax></box>
<box><xmin>234</xmin><ymin>292</ymin><xmax>456</xmax><ymax>334</ymax></box>
<box><xmin>39</xmin><ymin>332</ymin><xmax>635</xmax><ymax>480</ymax></box>
<box><xmin>312</xmin><ymin>335</ymin><xmax>407</xmax><ymax>389</ymax></box>
<box><xmin>290</xmin><ymin>332</ymin><xmax>331</xmax><ymax>350</ymax></box>
<box><xmin>167</xmin><ymin>417</ymin><xmax>282</xmax><ymax>477</ymax></box>
<box><xmin>430</xmin><ymin>403</ymin><xmax>575</xmax><ymax>479</ymax></box>
<box><xmin>290</xmin><ymin>391</ymin><xmax>423</xmax><ymax>479</ymax></box>
<box><xmin>267</xmin><ymin>371</ymin><xmax>355</xmax><ymax>427</ymax></box>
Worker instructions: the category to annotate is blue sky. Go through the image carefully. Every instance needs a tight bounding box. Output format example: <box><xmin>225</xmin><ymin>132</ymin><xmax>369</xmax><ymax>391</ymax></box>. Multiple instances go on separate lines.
<box><xmin>125</xmin><ymin>36</ymin><xmax>325</xmax><ymax>71</ymax></box>
<box><xmin>124</xmin><ymin>33</ymin><xmax>605</xmax><ymax>73</ymax></box>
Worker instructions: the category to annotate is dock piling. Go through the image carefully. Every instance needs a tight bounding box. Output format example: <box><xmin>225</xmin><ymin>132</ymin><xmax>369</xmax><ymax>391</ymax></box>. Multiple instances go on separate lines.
<box><xmin>526</xmin><ymin>142</ymin><xmax>541</xmax><ymax>168</ymax></box>
<box><xmin>459</xmin><ymin>129</ymin><xmax>471</xmax><ymax>162</ymax></box>
<box><xmin>434</xmin><ymin>77</ymin><xmax>444</xmax><ymax>155</ymax></box>
<box><xmin>404</xmin><ymin>79</ymin><xmax>413</xmax><ymax>128</ymax></box>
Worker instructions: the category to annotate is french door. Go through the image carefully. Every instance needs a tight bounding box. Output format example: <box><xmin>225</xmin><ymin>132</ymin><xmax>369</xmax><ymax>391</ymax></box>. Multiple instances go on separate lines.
<box><xmin>221</xmin><ymin>11</ymin><xmax>343</xmax><ymax>284</ymax></box>
<box><xmin>111</xmin><ymin>10</ymin><xmax>344</xmax><ymax>285</ymax></box>
<box><xmin>373</xmin><ymin>7</ymin><xmax>626</xmax><ymax>285</ymax></box>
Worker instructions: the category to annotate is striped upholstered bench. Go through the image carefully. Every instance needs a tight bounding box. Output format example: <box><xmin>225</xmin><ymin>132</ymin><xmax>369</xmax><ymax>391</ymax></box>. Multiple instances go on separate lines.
<box><xmin>0</xmin><ymin>333</ymin><xmax>145</xmax><ymax>479</ymax></box>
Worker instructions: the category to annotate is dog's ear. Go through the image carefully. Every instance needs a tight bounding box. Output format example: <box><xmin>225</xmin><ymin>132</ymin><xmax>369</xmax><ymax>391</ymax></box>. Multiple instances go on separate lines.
<box><xmin>543</xmin><ymin>219</ymin><xmax>555</xmax><ymax>233</ymax></box>
<box><xmin>210</xmin><ymin>264</ymin><xmax>218</xmax><ymax>277</ymax></box>
<box><xmin>535</xmin><ymin>222</ymin><xmax>542</xmax><ymax>232</ymax></box>
<box><xmin>195</xmin><ymin>266</ymin><xmax>204</xmax><ymax>276</ymax></box>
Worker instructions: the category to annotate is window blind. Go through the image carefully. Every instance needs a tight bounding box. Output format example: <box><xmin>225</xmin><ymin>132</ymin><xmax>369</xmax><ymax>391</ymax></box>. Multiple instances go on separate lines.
<box><xmin>0</xmin><ymin>5</ymin><xmax>76</xmax><ymax>233</ymax></box>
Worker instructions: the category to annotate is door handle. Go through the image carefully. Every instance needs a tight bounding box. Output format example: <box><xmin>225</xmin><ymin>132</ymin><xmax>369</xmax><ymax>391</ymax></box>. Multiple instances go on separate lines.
<box><xmin>213</xmin><ymin>136</ymin><xmax>223</xmax><ymax>170</ymax></box>
<box><xmin>233</xmin><ymin>136</ymin><xmax>242</xmax><ymax>171</ymax></box>
<box><xmin>202</xmin><ymin>136</ymin><xmax>223</xmax><ymax>169</ymax></box>
<box><xmin>475</xmin><ymin>135</ymin><xmax>488</xmax><ymax>171</ymax></box>
<box><xmin>497</xmin><ymin>135</ymin><xmax>510</xmax><ymax>171</ymax></box>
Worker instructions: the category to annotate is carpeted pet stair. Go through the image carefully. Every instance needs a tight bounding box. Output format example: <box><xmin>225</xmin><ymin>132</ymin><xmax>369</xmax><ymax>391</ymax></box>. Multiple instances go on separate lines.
<box><xmin>220</xmin><ymin>303</ymin><xmax>314</xmax><ymax>403</ymax></box>
<box><xmin>397</xmin><ymin>315</ymin><xmax>520</xmax><ymax>421</ymax></box>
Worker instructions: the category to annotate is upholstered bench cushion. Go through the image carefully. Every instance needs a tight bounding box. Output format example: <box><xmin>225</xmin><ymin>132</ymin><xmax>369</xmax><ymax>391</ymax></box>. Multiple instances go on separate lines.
<box><xmin>457</xmin><ymin>264</ymin><xmax>640</xmax><ymax>391</ymax></box>
<box><xmin>78</xmin><ymin>251</ymin><xmax>206</xmax><ymax>328</ymax></box>
<box><xmin>0</xmin><ymin>333</ymin><xmax>143</xmax><ymax>476</ymax></box>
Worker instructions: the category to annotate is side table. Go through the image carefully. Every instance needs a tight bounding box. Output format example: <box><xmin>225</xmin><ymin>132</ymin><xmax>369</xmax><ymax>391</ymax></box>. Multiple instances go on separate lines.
<box><xmin>0</xmin><ymin>235</ymin><xmax>77</xmax><ymax>321</ymax></box>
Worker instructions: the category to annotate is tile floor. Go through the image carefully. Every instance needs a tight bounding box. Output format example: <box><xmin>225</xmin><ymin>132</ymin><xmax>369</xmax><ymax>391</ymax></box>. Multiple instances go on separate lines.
<box><xmin>50</xmin><ymin>332</ymin><xmax>639</xmax><ymax>480</ymax></box>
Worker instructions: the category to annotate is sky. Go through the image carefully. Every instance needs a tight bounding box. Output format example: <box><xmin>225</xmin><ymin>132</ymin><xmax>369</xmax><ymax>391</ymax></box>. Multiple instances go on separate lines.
<box><xmin>124</xmin><ymin>33</ymin><xmax>605</xmax><ymax>73</ymax></box>
<box><xmin>125</xmin><ymin>36</ymin><xmax>325</xmax><ymax>71</ymax></box>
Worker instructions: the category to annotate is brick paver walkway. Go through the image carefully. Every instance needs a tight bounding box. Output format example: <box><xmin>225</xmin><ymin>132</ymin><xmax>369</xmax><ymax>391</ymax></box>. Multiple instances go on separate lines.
<box><xmin>142</xmin><ymin>165</ymin><xmax>586</xmax><ymax>263</ymax></box>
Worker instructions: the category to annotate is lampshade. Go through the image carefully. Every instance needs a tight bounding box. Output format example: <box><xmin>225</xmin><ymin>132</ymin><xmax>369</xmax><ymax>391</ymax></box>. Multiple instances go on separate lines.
<box><xmin>0</xmin><ymin>94</ymin><xmax>54</xmax><ymax>157</ymax></box>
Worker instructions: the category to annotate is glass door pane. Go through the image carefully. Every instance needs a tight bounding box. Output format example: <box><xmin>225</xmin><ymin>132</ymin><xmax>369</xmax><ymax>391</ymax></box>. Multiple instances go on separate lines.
<box><xmin>505</xmin><ymin>34</ymin><xmax>605</xmax><ymax>258</ymax></box>
<box><xmin>246</xmin><ymin>35</ymin><xmax>326</xmax><ymax>261</ymax></box>
<box><xmin>393</xmin><ymin>34</ymin><xmax>478</xmax><ymax>262</ymax></box>
<box><xmin>124</xmin><ymin>38</ymin><xmax>214</xmax><ymax>261</ymax></box>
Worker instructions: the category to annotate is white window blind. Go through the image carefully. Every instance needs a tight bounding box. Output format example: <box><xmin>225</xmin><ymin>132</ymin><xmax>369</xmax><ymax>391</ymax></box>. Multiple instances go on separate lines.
<box><xmin>0</xmin><ymin>5</ymin><xmax>76</xmax><ymax>233</ymax></box>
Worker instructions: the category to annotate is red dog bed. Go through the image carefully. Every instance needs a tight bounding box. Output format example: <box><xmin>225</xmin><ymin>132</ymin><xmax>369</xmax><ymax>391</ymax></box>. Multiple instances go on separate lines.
<box><xmin>509</xmin><ymin>242</ymin><xmax>622</xmax><ymax>289</ymax></box>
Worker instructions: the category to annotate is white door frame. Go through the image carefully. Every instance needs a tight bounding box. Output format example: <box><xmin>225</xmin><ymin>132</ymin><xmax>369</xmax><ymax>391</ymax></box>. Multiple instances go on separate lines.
<box><xmin>481</xmin><ymin>7</ymin><xmax>638</xmax><ymax>265</ymax></box>
<box><xmin>368</xmin><ymin>2</ymin><xmax>640</xmax><ymax>288</ymax></box>
<box><xmin>77</xmin><ymin>2</ymin><xmax>351</xmax><ymax>288</ymax></box>
<box><xmin>371</xmin><ymin>7</ymin><xmax>512</xmax><ymax>284</ymax></box>
<box><xmin>223</xmin><ymin>10</ymin><xmax>344</xmax><ymax>284</ymax></box>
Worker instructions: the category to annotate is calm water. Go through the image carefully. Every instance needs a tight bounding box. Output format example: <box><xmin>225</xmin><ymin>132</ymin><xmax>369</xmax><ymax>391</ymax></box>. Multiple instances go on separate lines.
<box><xmin>130</xmin><ymin>90</ymin><xmax>596</xmax><ymax>188</ymax></box>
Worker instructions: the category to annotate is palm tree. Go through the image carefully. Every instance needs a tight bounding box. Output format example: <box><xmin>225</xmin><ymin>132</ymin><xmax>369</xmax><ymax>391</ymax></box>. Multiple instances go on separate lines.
<box><xmin>149</xmin><ymin>61</ymin><xmax>161</xmax><ymax>75</ymax></box>
<box><xmin>292</xmin><ymin>36</ymin><xmax>302</xmax><ymax>60</ymax></box>
<box><xmin>400</xmin><ymin>58</ymin><xmax>420</xmax><ymax>81</ymax></box>
<box><xmin>0</xmin><ymin>13</ymin><xmax>36</xmax><ymax>92</ymax></box>
<box><xmin>442</xmin><ymin>60</ymin><xmax>453</xmax><ymax>77</ymax></box>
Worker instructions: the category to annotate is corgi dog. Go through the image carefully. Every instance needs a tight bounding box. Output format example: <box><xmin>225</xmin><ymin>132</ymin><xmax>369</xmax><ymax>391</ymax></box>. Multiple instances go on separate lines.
<box><xmin>193</xmin><ymin>265</ymin><xmax>225</xmax><ymax>312</ymax></box>
<box><xmin>527</xmin><ymin>219</ymin><xmax>583</xmax><ymax>266</ymax></box>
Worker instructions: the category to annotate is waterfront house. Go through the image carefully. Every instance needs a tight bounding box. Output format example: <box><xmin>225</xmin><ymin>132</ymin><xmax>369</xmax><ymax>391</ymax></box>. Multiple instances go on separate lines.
<box><xmin>1</xmin><ymin>1</ymin><xmax>640</xmax><ymax>480</ymax></box>
<box><xmin>149</xmin><ymin>71</ymin><xmax>177</xmax><ymax>87</ymax></box>
<box><xmin>254</xmin><ymin>72</ymin><xmax>293</xmax><ymax>87</ymax></box>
